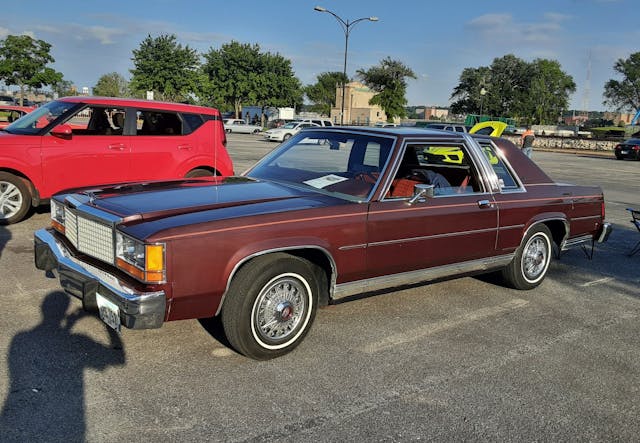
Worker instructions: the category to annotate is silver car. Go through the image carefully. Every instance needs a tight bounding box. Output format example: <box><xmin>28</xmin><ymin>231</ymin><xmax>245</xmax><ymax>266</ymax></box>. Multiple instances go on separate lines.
<box><xmin>223</xmin><ymin>118</ymin><xmax>263</xmax><ymax>134</ymax></box>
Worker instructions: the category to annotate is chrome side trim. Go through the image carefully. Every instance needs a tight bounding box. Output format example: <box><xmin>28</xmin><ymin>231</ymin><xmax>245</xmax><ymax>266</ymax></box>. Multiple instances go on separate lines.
<box><xmin>217</xmin><ymin>245</ymin><xmax>338</xmax><ymax>316</ymax></box>
<box><xmin>368</xmin><ymin>227</ymin><xmax>498</xmax><ymax>248</ymax></box>
<box><xmin>338</xmin><ymin>244</ymin><xmax>367</xmax><ymax>251</ymax></box>
<box><xmin>561</xmin><ymin>235</ymin><xmax>593</xmax><ymax>251</ymax></box>
<box><xmin>499</xmin><ymin>224</ymin><xmax>525</xmax><ymax>231</ymax></box>
<box><xmin>571</xmin><ymin>215</ymin><xmax>601</xmax><ymax>222</ymax></box>
<box><xmin>332</xmin><ymin>253</ymin><xmax>514</xmax><ymax>300</ymax></box>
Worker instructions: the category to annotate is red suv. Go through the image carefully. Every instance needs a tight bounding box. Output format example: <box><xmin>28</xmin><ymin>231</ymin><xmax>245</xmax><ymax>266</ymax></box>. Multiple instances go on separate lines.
<box><xmin>0</xmin><ymin>97</ymin><xmax>234</xmax><ymax>223</ymax></box>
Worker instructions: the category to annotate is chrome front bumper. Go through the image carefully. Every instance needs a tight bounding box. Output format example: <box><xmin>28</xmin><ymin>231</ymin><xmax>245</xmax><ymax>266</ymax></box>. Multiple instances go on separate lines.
<box><xmin>34</xmin><ymin>228</ymin><xmax>166</xmax><ymax>329</ymax></box>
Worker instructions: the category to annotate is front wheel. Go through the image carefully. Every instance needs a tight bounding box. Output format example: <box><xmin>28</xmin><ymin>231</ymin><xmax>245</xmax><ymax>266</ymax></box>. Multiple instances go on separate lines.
<box><xmin>0</xmin><ymin>172</ymin><xmax>32</xmax><ymax>225</ymax></box>
<box><xmin>221</xmin><ymin>253</ymin><xmax>319</xmax><ymax>360</ymax></box>
<box><xmin>283</xmin><ymin>133</ymin><xmax>292</xmax><ymax>141</ymax></box>
<box><xmin>501</xmin><ymin>224</ymin><xmax>553</xmax><ymax>290</ymax></box>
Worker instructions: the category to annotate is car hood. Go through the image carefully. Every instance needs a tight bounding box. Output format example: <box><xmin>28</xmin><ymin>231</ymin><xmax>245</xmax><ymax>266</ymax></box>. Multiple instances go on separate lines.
<box><xmin>60</xmin><ymin>177</ymin><xmax>344</xmax><ymax>238</ymax></box>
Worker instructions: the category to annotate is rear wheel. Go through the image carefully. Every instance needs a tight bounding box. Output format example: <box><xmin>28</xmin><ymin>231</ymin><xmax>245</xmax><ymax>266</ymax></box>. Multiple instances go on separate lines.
<box><xmin>185</xmin><ymin>168</ymin><xmax>215</xmax><ymax>178</ymax></box>
<box><xmin>0</xmin><ymin>172</ymin><xmax>31</xmax><ymax>225</ymax></box>
<box><xmin>221</xmin><ymin>253</ymin><xmax>319</xmax><ymax>360</ymax></box>
<box><xmin>501</xmin><ymin>224</ymin><xmax>553</xmax><ymax>290</ymax></box>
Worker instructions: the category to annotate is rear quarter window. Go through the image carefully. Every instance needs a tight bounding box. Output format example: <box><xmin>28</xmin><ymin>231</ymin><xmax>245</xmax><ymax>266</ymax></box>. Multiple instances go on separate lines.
<box><xmin>182</xmin><ymin>113</ymin><xmax>205</xmax><ymax>135</ymax></box>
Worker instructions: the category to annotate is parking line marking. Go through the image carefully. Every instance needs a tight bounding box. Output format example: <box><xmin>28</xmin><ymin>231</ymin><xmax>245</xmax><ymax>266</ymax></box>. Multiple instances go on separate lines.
<box><xmin>363</xmin><ymin>298</ymin><xmax>529</xmax><ymax>354</ymax></box>
<box><xmin>580</xmin><ymin>277</ymin><xmax>614</xmax><ymax>287</ymax></box>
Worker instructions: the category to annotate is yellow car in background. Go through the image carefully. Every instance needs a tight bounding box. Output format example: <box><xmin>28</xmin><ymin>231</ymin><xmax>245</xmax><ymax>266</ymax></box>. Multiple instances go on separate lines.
<box><xmin>469</xmin><ymin>121</ymin><xmax>507</xmax><ymax>137</ymax></box>
<box><xmin>423</xmin><ymin>121</ymin><xmax>507</xmax><ymax>165</ymax></box>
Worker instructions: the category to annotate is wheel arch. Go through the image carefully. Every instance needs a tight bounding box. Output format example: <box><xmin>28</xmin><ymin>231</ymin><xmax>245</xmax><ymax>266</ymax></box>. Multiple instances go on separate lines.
<box><xmin>0</xmin><ymin>167</ymin><xmax>39</xmax><ymax>206</ymax></box>
<box><xmin>184</xmin><ymin>165</ymin><xmax>221</xmax><ymax>177</ymax></box>
<box><xmin>216</xmin><ymin>245</ymin><xmax>336</xmax><ymax>316</ymax></box>
<box><xmin>523</xmin><ymin>215</ymin><xmax>568</xmax><ymax>251</ymax></box>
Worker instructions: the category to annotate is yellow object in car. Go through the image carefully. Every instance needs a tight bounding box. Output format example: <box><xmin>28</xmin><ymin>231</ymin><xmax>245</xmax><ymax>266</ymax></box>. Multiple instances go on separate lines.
<box><xmin>423</xmin><ymin>146</ymin><xmax>464</xmax><ymax>164</ymax></box>
<box><xmin>469</xmin><ymin>121</ymin><xmax>507</xmax><ymax>137</ymax></box>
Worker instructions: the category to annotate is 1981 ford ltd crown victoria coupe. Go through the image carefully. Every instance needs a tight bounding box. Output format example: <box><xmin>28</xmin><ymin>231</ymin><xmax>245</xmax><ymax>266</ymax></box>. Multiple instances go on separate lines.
<box><xmin>34</xmin><ymin>127</ymin><xmax>612</xmax><ymax>359</ymax></box>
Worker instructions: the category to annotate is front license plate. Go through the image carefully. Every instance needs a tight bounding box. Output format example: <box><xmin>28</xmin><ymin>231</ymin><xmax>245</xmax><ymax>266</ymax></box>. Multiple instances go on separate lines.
<box><xmin>96</xmin><ymin>293</ymin><xmax>121</xmax><ymax>332</ymax></box>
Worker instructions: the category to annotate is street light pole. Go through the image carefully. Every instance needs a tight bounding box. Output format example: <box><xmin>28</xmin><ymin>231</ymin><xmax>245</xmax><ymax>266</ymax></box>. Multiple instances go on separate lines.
<box><xmin>314</xmin><ymin>6</ymin><xmax>378</xmax><ymax>125</ymax></box>
<box><xmin>480</xmin><ymin>87</ymin><xmax>487</xmax><ymax>118</ymax></box>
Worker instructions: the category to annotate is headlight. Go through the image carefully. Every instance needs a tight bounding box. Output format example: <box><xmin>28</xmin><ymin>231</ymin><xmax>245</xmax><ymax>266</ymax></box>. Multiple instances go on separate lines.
<box><xmin>50</xmin><ymin>199</ymin><xmax>66</xmax><ymax>233</ymax></box>
<box><xmin>115</xmin><ymin>232</ymin><xmax>165</xmax><ymax>283</ymax></box>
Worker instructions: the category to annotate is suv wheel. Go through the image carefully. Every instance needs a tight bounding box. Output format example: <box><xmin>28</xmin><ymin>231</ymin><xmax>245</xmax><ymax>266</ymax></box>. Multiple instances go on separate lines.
<box><xmin>0</xmin><ymin>172</ymin><xmax>32</xmax><ymax>224</ymax></box>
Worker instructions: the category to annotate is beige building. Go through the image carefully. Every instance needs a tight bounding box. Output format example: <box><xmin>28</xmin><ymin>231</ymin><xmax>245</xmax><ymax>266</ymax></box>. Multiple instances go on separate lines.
<box><xmin>330</xmin><ymin>81</ymin><xmax>391</xmax><ymax>125</ymax></box>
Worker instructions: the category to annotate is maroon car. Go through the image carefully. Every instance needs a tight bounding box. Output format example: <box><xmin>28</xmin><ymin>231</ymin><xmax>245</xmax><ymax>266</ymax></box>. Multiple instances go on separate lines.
<box><xmin>34</xmin><ymin>127</ymin><xmax>611</xmax><ymax>359</ymax></box>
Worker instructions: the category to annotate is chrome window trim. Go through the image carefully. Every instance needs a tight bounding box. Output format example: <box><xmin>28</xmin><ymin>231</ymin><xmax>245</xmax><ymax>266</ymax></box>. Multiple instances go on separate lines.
<box><xmin>475</xmin><ymin>138</ymin><xmax>526</xmax><ymax>193</ymax></box>
<box><xmin>379</xmin><ymin>136</ymin><xmax>493</xmax><ymax>202</ymax></box>
<box><xmin>461</xmin><ymin>134</ymin><xmax>502</xmax><ymax>193</ymax></box>
<box><xmin>246</xmin><ymin>129</ymin><xmax>399</xmax><ymax>204</ymax></box>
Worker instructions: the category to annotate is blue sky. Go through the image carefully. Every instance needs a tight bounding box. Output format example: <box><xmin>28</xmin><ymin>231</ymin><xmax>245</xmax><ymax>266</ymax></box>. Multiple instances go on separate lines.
<box><xmin>2</xmin><ymin>0</ymin><xmax>638</xmax><ymax>111</ymax></box>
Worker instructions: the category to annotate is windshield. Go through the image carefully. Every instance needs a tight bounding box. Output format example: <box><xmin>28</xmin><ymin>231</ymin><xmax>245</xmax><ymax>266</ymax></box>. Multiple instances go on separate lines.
<box><xmin>4</xmin><ymin>100</ymin><xmax>80</xmax><ymax>134</ymax></box>
<box><xmin>247</xmin><ymin>130</ymin><xmax>394</xmax><ymax>201</ymax></box>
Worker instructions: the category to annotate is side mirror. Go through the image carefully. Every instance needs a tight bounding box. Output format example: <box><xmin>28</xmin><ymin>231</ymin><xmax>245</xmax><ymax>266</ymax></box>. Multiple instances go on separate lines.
<box><xmin>51</xmin><ymin>124</ymin><xmax>72</xmax><ymax>138</ymax></box>
<box><xmin>408</xmin><ymin>183</ymin><xmax>434</xmax><ymax>204</ymax></box>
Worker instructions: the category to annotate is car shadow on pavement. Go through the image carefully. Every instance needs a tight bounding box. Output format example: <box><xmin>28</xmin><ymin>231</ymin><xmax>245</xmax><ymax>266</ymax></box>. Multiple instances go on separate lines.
<box><xmin>0</xmin><ymin>223</ymin><xmax>10</xmax><ymax>261</ymax></box>
<box><xmin>198</xmin><ymin>316</ymin><xmax>233</xmax><ymax>349</ymax></box>
<box><xmin>0</xmin><ymin>291</ymin><xmax>125</xmax><ymax>441</ymax></box>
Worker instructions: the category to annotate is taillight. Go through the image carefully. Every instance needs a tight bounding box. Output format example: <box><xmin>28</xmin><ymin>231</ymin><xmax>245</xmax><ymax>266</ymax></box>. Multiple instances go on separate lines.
<box><xmin>632</xmin><ymin>145</ymin><xmax>640</xmax><ymax>151</ymax></box>
<box><xmin>601</xmin><ymin>201</ymin><xmax>606</xmax><ymax>220</ymax></box>
<box><xmin>614</xmin><ymin>144</ymin><xmax>621</xmax><ymax>150</ymax></box>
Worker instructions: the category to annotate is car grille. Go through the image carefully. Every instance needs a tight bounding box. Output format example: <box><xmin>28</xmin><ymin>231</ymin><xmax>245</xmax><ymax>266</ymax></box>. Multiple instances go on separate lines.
<box><xmin>65</xmin><ymin>209</ymin><xmax>114</xmax><ymax>264</ymax></box>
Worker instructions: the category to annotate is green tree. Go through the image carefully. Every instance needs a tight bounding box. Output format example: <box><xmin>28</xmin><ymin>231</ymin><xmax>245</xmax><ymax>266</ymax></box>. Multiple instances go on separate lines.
<box><xmin>304</xmin><ymin>71</ymin><xmax>348</xmax><ymax>116</ymax></box>
<box><xmin>93</xmin><ymin>72</ymin><xmax>129</xmax><ymax>97</ymax></box>
<box><xmin>129</xmin><ymin>34</ymin><xmax>199</xmax><ymax>102</ymax></box>
<box><xmin>0</xmin><ymin>34</ymin><xmax>63</xmax><ymax>105</ymax></box>
<box><xmin>450</xmin><ymin>66</ymin><xmax>491</xmax><ymax>115</ymax></box>
<box><xmin>356</xmin><ymin>57</ymin><xmax>416</xmax><ymax>121</ymax></box>
<box><xmin>603</xmin><ymin>52</ymin><xmax>640</xmax><ymax>112</ymax></box>
<box><xmin>51</xmin><ymin>79</ymin><xmax>76</xmax><ymax>98</ymax></box>
<box><xmin>201</xmin><ymin>41</ymin><xmax>303</xmax><ymax>119</ymax></box>
<box><xmin>450</xmin><ymin>54</ymin><xmax>574</xmax><ymax>124</ymax></box>
<box><xmin>526</xmin><ymin>59</ymin><xmax>575</xmax><ymax>125</ymax></box>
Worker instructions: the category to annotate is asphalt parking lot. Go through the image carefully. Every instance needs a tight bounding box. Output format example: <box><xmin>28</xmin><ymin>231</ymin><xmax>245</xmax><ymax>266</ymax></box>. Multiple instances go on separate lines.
<box><xmin>1</xmin><ymin>133</ymin><xmax>639</xmax><ymax>441</ymax></box>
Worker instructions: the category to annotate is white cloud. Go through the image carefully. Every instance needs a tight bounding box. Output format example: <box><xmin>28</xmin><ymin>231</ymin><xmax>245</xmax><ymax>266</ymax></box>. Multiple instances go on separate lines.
<box><xmin>33</xmin><ymin>23</ymin><xmax>123</xmax><ymax>45</ymax></box>
<box><xmin>466</xmin><ymin>11</ymin><xmax>570</xmax><ymax>46</ymax></box>
<box><xmin>0</xmin><ymin>27</ymin><xmax>9</xmax><ymax>38</ymax></box>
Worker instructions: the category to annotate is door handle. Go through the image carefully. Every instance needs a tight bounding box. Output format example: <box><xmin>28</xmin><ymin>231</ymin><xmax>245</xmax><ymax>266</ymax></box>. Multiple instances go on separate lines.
<box><xmin>177</xmin><ymin>144</ymin><xmax>192</xmax><ymax>150</ymax></box>
<box><xmin>108</xmin><ymin>143</ymin><xmax>126</xmax><ymax>151</ymax></box>
<box><xmin>477</xmin><ymin>199</ymin><xmax>494</xmax><ymax>208</ymax></box>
